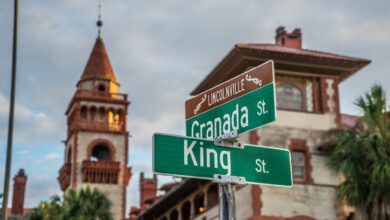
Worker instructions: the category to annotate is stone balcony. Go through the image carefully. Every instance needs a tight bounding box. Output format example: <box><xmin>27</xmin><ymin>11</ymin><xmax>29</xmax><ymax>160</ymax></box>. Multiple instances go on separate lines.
<box><xmin>81</xmin><ymin>160</ymin><xmax>120</xmax><ymax>184</ymax></box>
<box><xmin>70</xmin><ymin>121</ymin><xmax>125</xmax><ymax>133</ymax></box>
<box><xmin>58</xmin><ymin>162</ymin><xmax>71</xmax><ymax>191</ymax></box>
<box><xmin>75</xmin><ymin>90</ymin><xmax>128</xmax><ymax>101</ymax></box>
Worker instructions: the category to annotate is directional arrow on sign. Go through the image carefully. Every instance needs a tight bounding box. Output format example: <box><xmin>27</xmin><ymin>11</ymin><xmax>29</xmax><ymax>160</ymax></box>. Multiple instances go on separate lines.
<box><xmin>153</xmin><ymin>133</ymin><xmax>292</xmax><ymax>187</ymax></box>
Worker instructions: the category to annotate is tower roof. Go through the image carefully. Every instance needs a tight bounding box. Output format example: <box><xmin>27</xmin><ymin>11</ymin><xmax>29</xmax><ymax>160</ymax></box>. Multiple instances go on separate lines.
<box><xmin>80</xmin><ymin>37</ymin><xmax>117</xmax><ymax>82</ymax></box>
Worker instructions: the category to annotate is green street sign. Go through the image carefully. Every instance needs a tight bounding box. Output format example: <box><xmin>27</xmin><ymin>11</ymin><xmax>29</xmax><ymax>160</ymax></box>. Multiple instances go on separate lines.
<box><xmin>186</xmin><ymin>83</ymin><xmax>276</xmax><ymax>139</ymax></box>
<box><xmin>185</xmin><ymin>61</ymin><xmax>276</xmax><ymax>139</ymax></box>
<box><xmin>153</xmin><ymin>133</ymin><xmax>292</xmax><ymax>187</ymax></box>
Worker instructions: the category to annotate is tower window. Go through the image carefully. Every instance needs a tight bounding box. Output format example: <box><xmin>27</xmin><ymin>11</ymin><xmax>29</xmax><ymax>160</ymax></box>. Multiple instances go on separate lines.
<box><xmin>114</xmin><ymin>113</ymin><xmax>120</xmax><ymax>123</ymax></box>
<box><xmin>80</xmin><ymin>106</ymin><xmax>88</xmax><ymax>120</ymax></box>
<box><xmin>98</xmin><ymin>84</ymin><xmax>106</xmax><ymax>94</ymax></box>
<box><xmin>277</xmin><ymin>84</ymin><xmax>304</xmax><ymax>110</ymax></box>
<box><xmin>91</xmin><ymin>145</ymin><xmax>111</xmax><ymax>161</ymax></box>
<box><xmin>90</xmin><ymin>107</ymin><xmax>97</xmax><ymax>121</ymax></box>
<box><xmin>99</xmin><ymin>108</ymin><xmax>106</xmax><ymax>122</ymax></box>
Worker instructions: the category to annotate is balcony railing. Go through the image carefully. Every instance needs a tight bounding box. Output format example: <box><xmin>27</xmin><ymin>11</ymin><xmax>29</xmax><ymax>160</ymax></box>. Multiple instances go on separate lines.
<box><xmin>58</xmin><ymin>163</ymin><xmax>71</xmax><ymax>191</ymax></box>
<box><xmin>82</xmin><ymin>160</ymin><xmax>120</xmax><ymax>184</ymax></box>
<box><xmin>70</xmin><ymin>121</ymin><xmax>125</xmax><ymax>132</ymax></box>
<box><xmin>74</xmin><ymin>90</ymin><xmax>128</xmax><ymax>101</ymax></box>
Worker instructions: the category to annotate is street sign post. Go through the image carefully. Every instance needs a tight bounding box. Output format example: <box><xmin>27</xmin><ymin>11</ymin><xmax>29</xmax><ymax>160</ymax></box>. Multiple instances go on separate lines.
<box><xmin>154</xmin><ymin>60</ymin><xmax>289</xmax><ymax>219</ymax></box>
<box><xmin>185</xmin><ymin>61</ymin><xmax>276</xmax><ymax>139</ymax></box>
<box><xmin>153</xmin><ymin>133</ymin><xmax>292</xmax><ymax>187</ymax></box>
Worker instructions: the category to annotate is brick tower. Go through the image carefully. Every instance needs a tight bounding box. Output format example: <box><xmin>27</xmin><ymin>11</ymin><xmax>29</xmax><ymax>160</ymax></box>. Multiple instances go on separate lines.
<box><xmin>11</xmin><ymin>169</ymin><xmax>27</xmax><ymax>216</ymax></box>
<box><xmin>58</xmin><ymin>18</ymin><xmax>131</xmax><ymax>220</ymax></box>
<box><xmin>139</xmin><ymin>172</ymin><xmax>157</xmax><ymax>207</ymax></box>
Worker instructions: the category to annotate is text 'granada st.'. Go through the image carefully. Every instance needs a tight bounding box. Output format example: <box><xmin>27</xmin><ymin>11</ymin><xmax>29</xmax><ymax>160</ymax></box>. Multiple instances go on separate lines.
<box><xmin>189</xmin><ymin>100</ymin><xmax>268</xmax><ymax>139</ymax></box>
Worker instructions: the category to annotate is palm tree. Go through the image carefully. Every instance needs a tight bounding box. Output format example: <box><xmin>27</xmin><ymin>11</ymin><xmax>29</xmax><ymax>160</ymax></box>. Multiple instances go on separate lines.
<box><xmin>327</xmin><ymin>85</ymin><xmax>390</xmax><ymax>220</ymax></box>
<box><xmin>28</xmin><ymin>195</ymin><xmax>63</xmax><ymax>220</ymax></box>
<box><xmin>62</xmin><ymin>187</ymin><xmax>112</xmax><ymax>220</ymax></box>
<box><xmin>28</xmin><ymin>187</ymin><xmax>112</xmax><ymax>220</ymax></box>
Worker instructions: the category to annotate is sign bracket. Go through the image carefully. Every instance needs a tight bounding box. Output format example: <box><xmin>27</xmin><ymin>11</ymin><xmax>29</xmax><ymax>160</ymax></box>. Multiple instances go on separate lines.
<box><xmin>214</xmin><ymin>130</ymin><xmax>243</xmax><ymax>149</ymax></box>
<box><xmin>213</xmin><ymin>174</ymin><xmax>246</xmax><ymax>185</ymax></box>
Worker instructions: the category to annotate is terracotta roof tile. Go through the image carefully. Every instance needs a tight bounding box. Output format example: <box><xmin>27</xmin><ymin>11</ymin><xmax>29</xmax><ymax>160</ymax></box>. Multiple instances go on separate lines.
<box><xmin>237</xmin><ymin>43</ymin><xmax>370</xmax><ymax>63</ymax></box>
<box><xmin>81</xmin><ymin>37</ymin><xmax>117</xmax><ymax>81</ymax></box>
<box><xmin>340</xmin><ymin>113</ymin><xmax>361</xmax><ymax>128</ymax></box>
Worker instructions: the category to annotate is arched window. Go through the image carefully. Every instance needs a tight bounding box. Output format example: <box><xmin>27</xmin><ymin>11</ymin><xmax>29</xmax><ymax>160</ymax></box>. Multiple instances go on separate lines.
<box><xmin>169</xmin><ymin>209</ymin><xmax>178</xmax><ymax>220</ymax></box>
<box><xmin>90</xmin><ymin>107</ymin><xmax>97</xmax><ymax>121</ymax></box>
<box><xmin>276</xmin><ymin>84</ymin><xmax>303</xmax><ymax>110</ymax></box>
<box><xmin>181</xmin><ymin>201</ymin><xmax>191</xmax><ymax>220</ymax></box>
<box><xmin>91</xmin><ymin>144</ymin><xmax>111</xmax><ymax>161</ymax></box>
<box><xmin>80</xmin><ymin>106</ymin><xmax>88</xmax><ymax>120</ymax></box>
<box><xmin>194</xmin><ymin>193</ymin><xmax>205</xmax><ymax>215</ymax></box>
<box><xmin>98</xmin><ymin>84</ymin><xmax>106</xmax><ymax>94</ymax></box>
<box><xmin>207</xmin><ymin>184</ymin><xmax>218</xmax><ymax>208</ymax></box>
<box><xmin>108</xmin><ymin>109</ymin><xmax>114</xmax><ymax>123</ymax></box>
<box><xmin>99</xmin><ymin>107</ymin><xmax>106</xmax><ymax>122</ymax></box>
<box><xmin>114</xmin><ymin>112</ymin><xmax>120</xmax><ymax>123</ymax></box>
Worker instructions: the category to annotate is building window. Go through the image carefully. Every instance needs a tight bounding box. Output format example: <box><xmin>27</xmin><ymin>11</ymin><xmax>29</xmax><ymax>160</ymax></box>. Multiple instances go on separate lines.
<box><xmin>91</xmin><ymin>145</ymin><xmax>111</xmax><ymax>161</ymax></box>
<box><xmin>90</xmin><ymin>107</ymin><xmax>97</xmax><ymax>121</ymax></box>
<box><xmin>80</xmin><ymin>106</ymin><xmax>88</xmax><ymax>120</ymax></box>
<box><xmin>292</xmin><ymin>151</ymin><xmax>306</xmax><ymax>181</ymax></box>
<box><xmin>99</xmin><ymin>108</ymin><xmax>106</xmax><ymax>122</ymax></box>
<box><xmin>98</xmin><ymin>84</ymin><xmax>106</xmax><ymax>95</ymax></box>
<box><xmin>276</xmin><ymin>84</ymin><xmax>303</xmax><ymax>110</ymax></box>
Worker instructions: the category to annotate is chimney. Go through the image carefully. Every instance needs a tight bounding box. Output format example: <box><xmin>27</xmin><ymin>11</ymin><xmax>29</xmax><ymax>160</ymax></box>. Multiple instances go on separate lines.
<box><xmin>139</xmin><ymin>172</ymin><xmax>157</xmax><ymax>206</ymax></box>
<box><xmin>11</xmin><ymin>169</ymin><xmax>27</xmax><ymax>216</ymax></box>
<box><xmin>275</xmin><ymin>26</ymin><xmax>302</xmax><ymax>49</ymax></box>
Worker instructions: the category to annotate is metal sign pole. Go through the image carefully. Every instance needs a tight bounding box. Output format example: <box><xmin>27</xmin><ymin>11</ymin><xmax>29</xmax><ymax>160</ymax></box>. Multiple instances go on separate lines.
<box><xmin>1</xmin><ymin>1</ymin><xmax>18</xmax><ymax>219</ymax></box>
<box><xmin>217</xmin><ymin>131</ymin><xmax>238</xmax><ymax>220</ymax></box>
<box><xmin>219</xmin><ymin>183</ymin><xmax>236</xmax><ymax>220</ymax></box>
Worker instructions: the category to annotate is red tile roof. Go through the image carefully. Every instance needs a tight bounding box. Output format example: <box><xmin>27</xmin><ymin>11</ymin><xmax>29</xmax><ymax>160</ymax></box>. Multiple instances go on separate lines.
<box><xmin>237</xmin><ymin>43</ymin><xmax>370</xmax><ymax>63</ymax></box>
<box><xmin>340</xmin><ymin>113</ymin><xmax>361</xmax><ymax>128</ymax></box>
<box><xmin>81</xmin><ymin>37</ymin><xmax>117</xmax><ymax>82</ymax></box>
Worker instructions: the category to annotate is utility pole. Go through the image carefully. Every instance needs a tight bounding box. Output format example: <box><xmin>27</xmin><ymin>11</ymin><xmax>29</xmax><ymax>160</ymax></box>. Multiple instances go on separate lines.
<box><xmin>1</xmin><ymin>0</ymin><xmax>19</xmax><ymax>219</ymax></box>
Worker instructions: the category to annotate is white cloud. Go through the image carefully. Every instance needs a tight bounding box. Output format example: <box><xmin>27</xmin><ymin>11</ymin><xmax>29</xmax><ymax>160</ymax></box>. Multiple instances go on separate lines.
<box><xmin>45</xmin><ymin>153</ymin><xmax>62</xmax><ymax>161</ymax></box>
<box><xmin>0</xmin><ymin>93</ymin><xmax>62</xmax><ymax>146</ymax></box>
<box><xmin>18</xmin><ymin>150</ymin><xmax>29</xmax><ymax>155</ymax></box>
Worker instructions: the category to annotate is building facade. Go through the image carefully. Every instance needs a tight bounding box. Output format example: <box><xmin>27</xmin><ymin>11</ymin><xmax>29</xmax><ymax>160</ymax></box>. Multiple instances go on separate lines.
<box><xmin>58</xmin><ymin>33</ymin><xmax>132</xmax><ymax>220</ymax></box>
<box><xmin>135</xmin><ymin>27</ymin><xmax>370</xmax><ymax>220</ymax></box>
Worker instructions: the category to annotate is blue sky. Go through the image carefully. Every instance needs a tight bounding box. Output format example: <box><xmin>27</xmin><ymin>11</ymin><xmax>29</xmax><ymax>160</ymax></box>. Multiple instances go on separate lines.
<box><xmin>1</xmin><ymin>0</ymin><xmax>390</xmax><ymax>212</ymax></box>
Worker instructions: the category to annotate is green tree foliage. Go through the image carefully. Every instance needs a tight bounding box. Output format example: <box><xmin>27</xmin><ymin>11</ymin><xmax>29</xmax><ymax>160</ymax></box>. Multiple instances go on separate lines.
<box><xmin>28</xmin><ymin>187</ymin><xmax>112</xmax><ymax>220</ymax></box>
<box><xmin>28</xmin><ymin>196</ymin><xmax>62</xmax><ymax>220</ymax></box>
<box><xmin>327</xmin><ymin>85</ymin><xmax>390</xmax><ymax>220</ymax></box>
<box><xmin>62</xmin><ymin>187</ymin><xmax>112</xmax><ymax>220</ymax></box>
